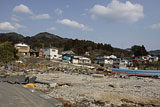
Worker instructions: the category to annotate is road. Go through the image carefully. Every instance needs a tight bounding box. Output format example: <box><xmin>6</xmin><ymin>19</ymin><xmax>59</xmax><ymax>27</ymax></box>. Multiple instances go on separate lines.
<box><xmin>0</xmin><ymin>82</ymin><xmax>62</xmax><ymax>107</ymax></box>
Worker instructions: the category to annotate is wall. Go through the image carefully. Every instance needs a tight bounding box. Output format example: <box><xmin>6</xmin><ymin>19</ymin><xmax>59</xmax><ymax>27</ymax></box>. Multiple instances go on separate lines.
<box><xmin>72</xmin><ymin>58</ymin><xmax>79</xmax><ymax>64</ymax></box>
<box><xmin>43</xmin><ymin>48</ymin><xmax>58</xmax><ymax>59</ymax></box>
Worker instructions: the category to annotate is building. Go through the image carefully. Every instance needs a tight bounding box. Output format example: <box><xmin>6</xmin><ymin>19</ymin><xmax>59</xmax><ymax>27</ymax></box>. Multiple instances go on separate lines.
<box><xmin>14</xmin><ymin>43</ymin><xmax>30</xmax><ymax>56</ymax></box>
<box><xmin>119</xmin><ymin>60</ymin><xmax>129</xmax><ymax>69</ymax></box>
<box><xmin>61</xmin><ymin>51</ymin><xmax>75</xmax><ymax>55</ymax></box>
<box><xmin>120</xmin><ymin>60</ymin><xmax>129</xmax><ymax>65</ymax></box>
<box><xmin>62</xmin><ymin>54</ymin><xmax>72</xmax><ymax>63</ymax></box>
<box><xmin>71</xmin><ymin>55</ymin><xmax>79</xmax><ymax>64</ymax></box>
<box><xmin>94</xmin><ymin>58</ymin><xmax>113</xmax><ymax>65</ymax></box>
<box><xmin>112</xmin><ymin>58</ymin><xmax>121</xmax><ymax>65</ymax></box>
<box><xmin>94</xmin><ymin>54</ymin><xmax>120</xmax><ymax>66</ymax></box>
<box><xmin>79</xmin><ymin>57</ymin><xmax>91</xmax><ymax>64</ymax></box>
<box><xmin>39</xmin><ymin>50</ymin><xmax>44</xmax><ymax>58</ymax></box>
<box><xmin>29</xmin><ymin>49</ymin><xmax>44</xmax><ymax>58</ymax></box>
<box><xmin>72</xmin><ymin>55</ymin><xmax>91</xmax><ymax>64</ymax></box>
<box><xmin>149</xmin><ymin>56</ymin><xmax>159</xmax><ymax>62</ymax></box>
<box><xmin>62</xmin><ymin>54</ymin><xmax>91</xmax><ymax>64</ymax></box>
<box><xmin>43</xmin><ymin>47</ymin><xmax>59</xmax><ymax>60</ymax></box>
<box><xmin>29</xmin><ymin>49</ymin><xmax>39</xmax><ymax>57</ymax></box>
<box><xmin>133</xmin><ymin>55</ymin><xmax>155</xmax><ymax>63</ymax></box>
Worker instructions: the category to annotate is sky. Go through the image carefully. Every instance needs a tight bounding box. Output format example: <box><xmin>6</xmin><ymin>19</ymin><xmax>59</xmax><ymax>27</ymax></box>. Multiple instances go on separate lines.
<box><xmin>0</xmin><ymin>0</ymin><xmax>160</xmax><ymax>51</ymax></box>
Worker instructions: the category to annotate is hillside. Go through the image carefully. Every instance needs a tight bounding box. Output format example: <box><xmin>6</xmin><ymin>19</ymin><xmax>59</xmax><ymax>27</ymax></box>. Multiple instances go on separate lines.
<box><xmin>149</xmin><ymin>50</ymin><xmax>160</xmax><ymax>55</ymax></box>
<box><xmin>33</xmin><ymin>32</ymin><xmax>63</xmax><ymax>40</ymax></box>
<box><xmin>0</xmin><ymin>32</ymin><xmax>131</xmax><ymax>57</ymax></box>
<box><xmin>0</xmin><ymin>32</ymin><xmax>24</xmax><ymax>44</ymax></box>
<box><xmin>24</xmin><ymin>32</ymin><xmax>64</xmax><ymax>48</ymax></box>
<box><xmin>0</xmin><ymin>32</ymin><xmax>64</xmax><ymax>48</ymax></box>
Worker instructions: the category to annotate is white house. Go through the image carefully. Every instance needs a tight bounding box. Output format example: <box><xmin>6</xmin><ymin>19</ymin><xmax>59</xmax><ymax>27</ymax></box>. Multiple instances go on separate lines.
<box><xmin>120</xmin><ymin>60</ymin><xmax>128</xmax><ymax>65</ymax></box>
<box><xmin>72</xmin><ymin>55</ymin><xmax>91</xmax><ymax>64</ymax></box>
<box><xmin>43</xmin><ymin>47</ymin><xmax>59</xmax><ymax>60</ymax></box>
<box><xmin>98</xmin><ymin>58</ymin><xmax>113</xmax><ymax>65</ymax></box>
<box><xmin>78</xmin><ymin>57</ymin><xmax>91</xmax><ymax>64</ymax></box>
<box><xmin>110</xmin><ymin>55</ymin><xmax>117</xmax><ymax>59</ymax></box>
<box><xmin>94</xmin><ymin>54</ymin><xmax>119</xmax><ymax>65</ymax></box>
<box><xmin>149</xmin><ymin>56</ymin><xmax>159</xmax><ymax>62</ymax></box>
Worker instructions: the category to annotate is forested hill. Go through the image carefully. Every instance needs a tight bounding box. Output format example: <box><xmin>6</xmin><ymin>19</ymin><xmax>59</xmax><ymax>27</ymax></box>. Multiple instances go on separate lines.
<box><xmin>0</xmin><ymin>32</ymin><xmax>63</xmax><ymax>48</ymax></box>
<box><xmin>149</xmin><ymin>50</ymin><xmax>160</xmax><ymax>56</ymax></box>
<box><xmin>0</xmin><ymin>32</ymin><xmax>134</xmax><ymax>57</ymax></box>
<box><xmin>0</xmin><ymin>32</ymin><xmax>24</xmax><ymax>44</ymax></box>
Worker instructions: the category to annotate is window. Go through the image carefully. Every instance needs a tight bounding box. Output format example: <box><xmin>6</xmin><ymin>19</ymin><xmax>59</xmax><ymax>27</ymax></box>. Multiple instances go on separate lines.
<box><xmin>52</xmin><ymin>49</ymin><xmax>56</xmax><ymax>52</ymax></box>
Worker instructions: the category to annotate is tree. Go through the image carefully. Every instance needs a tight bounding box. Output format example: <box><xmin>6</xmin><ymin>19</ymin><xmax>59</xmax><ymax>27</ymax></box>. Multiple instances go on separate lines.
<box><xmin>131</xmin><ymin>45</ymin><xmax>148</xmax><ymax>57</ymax></box>
<box><xmin>141</xmin><ymin>45</ymin><xmax>148</xmax><ymax>56</ymax></box>
<box><xmin>0</xmin><ymin>42</ymin><xmax>18</xmax><ymax>64</ymax></box>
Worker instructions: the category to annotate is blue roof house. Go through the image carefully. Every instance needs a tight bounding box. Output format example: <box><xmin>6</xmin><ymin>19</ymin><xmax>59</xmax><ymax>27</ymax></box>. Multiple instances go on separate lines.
<box><xmin>62</xmin><ymin>55</ymin><xmax>72</xmax><ymax>63</ymax></box>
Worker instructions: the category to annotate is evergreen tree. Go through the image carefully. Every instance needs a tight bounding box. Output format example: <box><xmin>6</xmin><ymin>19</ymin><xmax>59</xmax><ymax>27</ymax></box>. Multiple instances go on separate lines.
<box><xmin>131</xmin><ymin>45</ymin><xmax>148</xmax><ymax>57</ymax></box>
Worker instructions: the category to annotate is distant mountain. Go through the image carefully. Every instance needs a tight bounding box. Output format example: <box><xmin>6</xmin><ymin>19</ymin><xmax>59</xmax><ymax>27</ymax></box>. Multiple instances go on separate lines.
<box><xmin>125</xmin><ymin>48</ymin><xmax>131</xmax><ymax>52</ymax></box>
<box><xmin>149</xmin><ymin>50</ymin><xmax>160</xmax><ymax>55</ymax></box>
<box><xmin>33</xmin><ymin>32</ymin><xmax>63</xmax><ymax>40</ymax></box>
<box><xmin>0</xmin><ymin>32</ymin><xmax>24</xmax><ymax>44</ymax></box>
<box><xmin>0</xmin><ymin>32</ymin><xmax>131</xmax><ymax>57</ymax></box>
<box><xmin>0</xmin><ymin>32</ymin><xmax>64</xmax><ymax>46</ymax></box>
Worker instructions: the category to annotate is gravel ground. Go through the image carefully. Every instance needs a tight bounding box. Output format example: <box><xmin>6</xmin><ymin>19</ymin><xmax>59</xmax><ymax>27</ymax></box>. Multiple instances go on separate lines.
<box><xmin>33</xmin><ymin>72</ymin><xmax>160</xmax><ymax>106</ymax></box>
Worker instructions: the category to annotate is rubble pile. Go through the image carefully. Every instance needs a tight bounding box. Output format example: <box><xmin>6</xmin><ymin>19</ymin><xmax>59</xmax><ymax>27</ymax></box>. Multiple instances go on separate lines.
<box><xmin>33</xmin><ymin>72</ymin><xmax>160</xmax><ymax>106</ymax></box>
<box><xmin>1</xmin><ymin>59</ymin><xmax>160</xmax><ymax>106</ymax></box>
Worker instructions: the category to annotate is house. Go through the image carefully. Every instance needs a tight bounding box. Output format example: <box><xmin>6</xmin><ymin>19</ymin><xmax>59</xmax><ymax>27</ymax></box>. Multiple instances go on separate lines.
<box><xmin>29</xmin><ymin>49</ymin><xmax>39</xmax><ymax>57</ymax></box>
<box><xmin>94</xmin><ymin>58</ymin><xmax>113</xmax><ymax>65</ymax></box>
<box><xmin>14</xmin><ymin>43</ymin><xmax>30</xmax><ymax>56</ymax></box>
<box><xmin>120</xmin><ymin>60</ymin><xmax>129</xmax><ymax>65</ymax></box>
<box><xmin>60</xmin><ymin>50</ymin><xmax>74</xmax><ymax>61</ymax></box>
<box><xmin>62</xmin><ymin>54</ymin><xmax>72</xmax><ymax>63</ymax></box>
<box><xmin>96</xmin><ymin>55</ymin><xmax>110</xmax><ymax>59</ymax></box>
<box><xmin>133</xmin><ymin>55</ymin><xmax>159</xmax><ymax>63</ymax></box>
<box><xmin>133</xmin><ymin>55</ymin><xmax>152</xmax><ymax>63</ymax></box>
<box><xmin>84</xmin><ymin>52</ymin><xmax>90</xmax><ymax>56</ymax></box>
<box><xmin>110</xmin><ymin>55</ymin><xmax>117</xmax><ymax>59</ymax></box>
<box><xmin>79</xmin><ymin>57</ymin><xmax>91</xmax><ymax>64</ymax></box>
<box><xmin>61</xmin><ymin>51</ymin><xmax>75</xmax><ymax>55</ymax></box>
<box><xmin>29</xmin><ymin>49</ymin><xmax>44</xmax><ymax>58</ymax></box>
<box><xmin>72</xmin><ymin>57</ymin><xmax>79</xmax><ymax>64</ymax></box>
<box><xmin>43</xmin><ymin>47</ymin><xmax>59</xmax><ymax>60</ymax></box>
<box><xmin>72</xmin><ymin>55</ymin><xmax>91</xmax><ymax>64</ymax></box>
<box><xmin>149</xmin><ymin>56</ymin><xmax>159</xmax><ymax>62</ymax></box>
<box><xmin>62</xmin><ymin>54</ymin><xmax>91</xmax><ymax>64</ymax></box>
<box><xmin>94</xmin><ymin>54</ymin><xmax>120</xmax><ymax>66</ymax></box>
<box><xmin>39</xmin><ymin>50</ymin><xmax>44</xmax><ymax>58</ymax></box>
<box><xmin>112</xmin><ymin>58</ymin><xmax>121</xmax><ymax>65</ymax></box>
<box><xmin>141</xmin><ymin>56</ymin><xmax>150</xmax><ymax>60</ymax></box>
<box><xmin>119</xmin><ymin>60</ymin><xmax>130</xmax><ymax>69</ymax></box>
<box><xmin>95</xmin><ymin>54</ymin><xmax>117</xmax><ymax>59</ymax></box>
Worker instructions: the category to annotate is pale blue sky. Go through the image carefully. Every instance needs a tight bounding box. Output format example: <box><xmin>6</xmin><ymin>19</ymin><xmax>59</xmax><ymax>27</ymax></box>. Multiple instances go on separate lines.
<box><xmin>0</xmin><ymin>0</ymin><xmax>160</xmax><ymax>50</ymax></box>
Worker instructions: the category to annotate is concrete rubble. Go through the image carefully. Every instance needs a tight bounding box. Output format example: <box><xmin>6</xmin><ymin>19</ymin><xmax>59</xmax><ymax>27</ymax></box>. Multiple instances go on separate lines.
<box><xmin>1</xmin><ymin>59</ymin><xmax>160</xmax><ymax>107</ymax></box>
<box><xmin>0</xmin><ymin>75</ymin><xmax>36</xmax><ymax>84</ymax></box>
<box><xmin>32</xmin><ymin>72</ymin><xmax>160</xmax><ymax>107</ymax></box>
